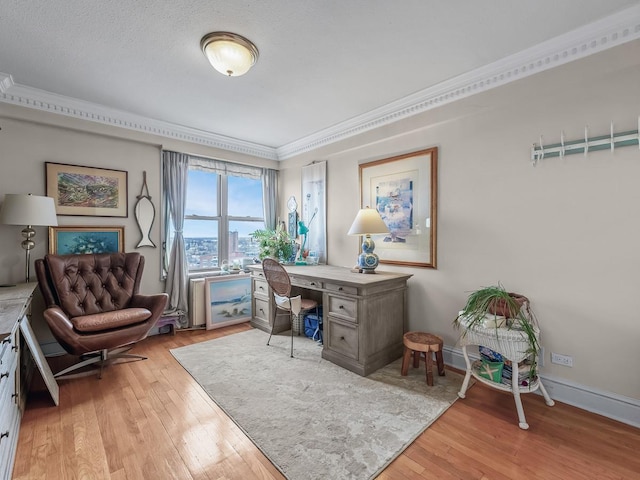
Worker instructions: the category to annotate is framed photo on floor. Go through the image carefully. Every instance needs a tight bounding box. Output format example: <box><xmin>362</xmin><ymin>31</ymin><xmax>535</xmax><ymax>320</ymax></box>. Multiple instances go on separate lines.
<box><xmin>49</xmin><ymin>226</ymin><xmax>124</xmax><ymax>255</ymax></box>
<box><xmin>359</xmin><ymin>147</ymin><xmax>438</xmax><ymax>268</ymax></box>
<box><xmin>46</xmin><ymin>162</ymin><xmax>128</xmax><ymax>217</ymax></box>
<box><xmin>205</xmin><ymin>275</ymin><xmax>252</xmax><ymax>330</ymax></box>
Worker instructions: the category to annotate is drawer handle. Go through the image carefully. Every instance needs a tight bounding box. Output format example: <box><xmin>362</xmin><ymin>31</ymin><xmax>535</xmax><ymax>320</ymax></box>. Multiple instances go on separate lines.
<box><xmin>1</xmin><ymin>338</ymin><xmax>10</xmax><ymax>344</ymax></box>
<box><xmin>310</xmin><ymin>282</ymin><xmax>316</xmax><ymax>286</ymax></box>
<box><xmin>340</xmin><ymin>336</ymin><xmax>345</xmax><ymax>340</ymax></box>
<box><xmin>0</xmin><ymin>372</ymin><xmax>8</xmax><ymax>380</ymax></box>
<box><xmin>0</xmin><ymin>431</ymin><xmax>8</xmax><ymax>442</ymax></box>
<box><xmin>259</xmin><ymin>286</ymin><xmax>265</xmax><ymax>290</ymax></box>
<box><xmin>12</xmin><ymin>345</ymin><xmax>18</xmax><ymax>352</ymax></box>
<box><xmin>11</xmin><ymin>393</ymin><xmax>18</xmax><ymax>403</ymax></box>
<box><xmin>259</xmin><ymin>308</ymin><xmax>264</xmax><ymax>313</ymax></box>
<box><xmin>338</xmin><ymin>287</ymin><xmax>343</xmax><ymax>291</ymax></box>
<box><xmin>339</xmin><ymin>305</ymin><xmax>345</xmax><ymax>309</ymax></box>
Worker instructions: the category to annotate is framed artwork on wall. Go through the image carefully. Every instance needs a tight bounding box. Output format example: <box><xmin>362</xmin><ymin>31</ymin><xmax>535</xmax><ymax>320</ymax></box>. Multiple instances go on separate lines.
<box><xmin>48</xmin><ymin>226</ymin><xmax>124</xmax><ymax>255</ymax></box>
<box><xmin>359</xmin><ymin>147</ymin><xmax>438</xmax><ymax>268</ymax></box>
<box><xmin>204</xmin><ymin>275</ymin><xmax>252</xmax><ymax>330</ymax></box>
<box><xmin>46</xmin><ymin>162</ymin><xmax>128</xmax><ymax>217</ymax></box>
<box><xmin>300</xmin><ymin>161</ymin><xmax>327</xmax><ymax>264</ymax></box>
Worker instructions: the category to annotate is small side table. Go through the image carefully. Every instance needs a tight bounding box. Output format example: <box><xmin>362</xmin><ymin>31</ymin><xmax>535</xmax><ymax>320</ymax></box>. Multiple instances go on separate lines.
<box><xmin>456</xmin><ymin>316</ymin><xmax>554</xmax><ymax>429</ymax></box>
<box><xmin>156</xmin><ymin>315</ymin><xmax>180</xmax><ymax>335</ymax></box>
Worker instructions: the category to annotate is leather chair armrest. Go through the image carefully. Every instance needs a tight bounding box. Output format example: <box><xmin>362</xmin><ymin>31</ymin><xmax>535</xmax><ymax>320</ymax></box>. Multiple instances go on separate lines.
<box><xmin>130</xmin><ymin>293</ymin><xmax>169</xmax><ymax>323</ymax></box>
<box><xmin>43</xmin><ymin>306</ymin><xmax>75</xmax><ymax>330</ymax></box>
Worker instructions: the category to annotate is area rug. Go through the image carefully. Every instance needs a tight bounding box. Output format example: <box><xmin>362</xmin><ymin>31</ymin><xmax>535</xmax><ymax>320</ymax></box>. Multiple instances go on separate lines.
<box><xmin>170</xmin><ymin>329</ymin><xmax>463</xmax><ymax>480</ymax></box>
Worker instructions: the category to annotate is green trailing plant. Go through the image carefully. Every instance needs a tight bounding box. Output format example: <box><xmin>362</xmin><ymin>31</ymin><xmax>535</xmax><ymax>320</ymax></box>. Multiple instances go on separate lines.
<box><xmin>454</xmin><ymin>284</ymin><xmax>540</xmax><ymax>378</ymax></box>
<box><xmin>251</xmin><ymin>226</ymin><xmax>295</xmax><ymax>262</ymax></box>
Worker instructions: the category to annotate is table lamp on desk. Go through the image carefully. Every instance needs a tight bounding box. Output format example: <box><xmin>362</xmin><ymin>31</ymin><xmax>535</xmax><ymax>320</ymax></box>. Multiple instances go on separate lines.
<box><xmin>347</xmin><ymin>207</ymin><xmax>389</xmax><ymax>274</ymax></box>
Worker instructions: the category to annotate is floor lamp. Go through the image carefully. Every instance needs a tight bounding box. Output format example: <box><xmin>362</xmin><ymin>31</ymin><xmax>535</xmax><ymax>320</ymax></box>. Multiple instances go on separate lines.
<box><xmin>0</xmin><ymin>193</ymin><xmax>58</xmax><ymax>283</ymax></box>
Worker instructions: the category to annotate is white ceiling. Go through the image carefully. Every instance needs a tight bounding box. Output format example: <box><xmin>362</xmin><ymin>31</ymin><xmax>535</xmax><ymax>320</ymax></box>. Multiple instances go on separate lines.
<box><xmin>1</xmin><ymin>1</ymin><xmax>640</xmax><ymax>160</ymax></box>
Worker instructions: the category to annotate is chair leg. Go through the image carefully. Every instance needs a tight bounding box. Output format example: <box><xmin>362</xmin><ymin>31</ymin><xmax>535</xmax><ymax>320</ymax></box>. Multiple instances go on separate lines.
<box><xmin>267</xmin><ymin>304</ymin><xmax>277</xmax><ymax>346</ymax></box>
<box><xmin>54</xmin><ymin>353</ymin><xmax>103</xmax><ymax>379</ymax></box>
<box><xmin>290</xmin><ymin>312</ymin><xmax>295</xmax><ymax>357</ymax></box>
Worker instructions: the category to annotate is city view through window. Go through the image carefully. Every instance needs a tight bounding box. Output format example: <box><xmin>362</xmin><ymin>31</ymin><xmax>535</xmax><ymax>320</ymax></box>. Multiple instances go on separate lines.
<box><xmin>183</xmin><ymin>170</ymin><xmax>265</xmax><ymax>270</ymax></box>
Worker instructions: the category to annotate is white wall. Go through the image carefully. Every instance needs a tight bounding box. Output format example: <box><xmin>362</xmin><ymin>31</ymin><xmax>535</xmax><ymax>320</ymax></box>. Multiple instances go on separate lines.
<box><xmin>279</xmin><ymin>40</ymin><xmax>640</xmax><ymax>402</ymax></box>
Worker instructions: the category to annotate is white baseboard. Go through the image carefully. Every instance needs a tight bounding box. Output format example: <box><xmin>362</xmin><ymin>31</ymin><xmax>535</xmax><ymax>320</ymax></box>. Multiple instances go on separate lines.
<box><xmin>443</xmin><ymin>345</ymin><xmax>640</xmax><ymax>429</ymax></box>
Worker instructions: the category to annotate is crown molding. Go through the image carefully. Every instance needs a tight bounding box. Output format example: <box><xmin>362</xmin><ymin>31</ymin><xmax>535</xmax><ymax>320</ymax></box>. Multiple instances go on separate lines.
<box><xmin>2</xmin><ymin>4</ymin><xmax>639</xmax><ymax>161</ymax></box>
<box><xmin>0</xmin><ymin>73</ymin><xmax>279</xmax><ymax>161</ymax></box>
<box><xmin>277</xmin><ymin>4</ymin><xmax>640</xmax><ymax>159</ymax></box>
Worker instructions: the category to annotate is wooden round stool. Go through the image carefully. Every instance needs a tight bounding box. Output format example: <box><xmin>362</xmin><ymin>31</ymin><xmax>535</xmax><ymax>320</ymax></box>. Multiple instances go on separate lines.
<box><xmin>401</xmin><ymin>332</ymin><xmax>445</xmax><ymax>386</ymax></box>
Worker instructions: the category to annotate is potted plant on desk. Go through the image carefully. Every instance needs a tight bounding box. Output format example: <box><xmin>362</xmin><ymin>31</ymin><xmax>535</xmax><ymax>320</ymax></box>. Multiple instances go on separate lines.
<box><xmin>251</xmin><ymin>225</ymin><xmax>295</xmax><ymax>263</ymax></box>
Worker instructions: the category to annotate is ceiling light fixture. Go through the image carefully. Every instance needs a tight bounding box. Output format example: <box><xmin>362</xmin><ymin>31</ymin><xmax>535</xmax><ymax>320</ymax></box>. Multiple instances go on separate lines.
<box><xmin>200</xmin><ymin>31</ymin><xmax>259</xmax><ymax>77</ymax></box>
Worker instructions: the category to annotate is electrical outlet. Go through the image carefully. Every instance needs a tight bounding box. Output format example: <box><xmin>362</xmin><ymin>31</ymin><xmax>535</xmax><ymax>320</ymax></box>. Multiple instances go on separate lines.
<box><xmin>551</xmin><ymin>352</ymin><xmax>573</xmax><ymax>367</ymax></box>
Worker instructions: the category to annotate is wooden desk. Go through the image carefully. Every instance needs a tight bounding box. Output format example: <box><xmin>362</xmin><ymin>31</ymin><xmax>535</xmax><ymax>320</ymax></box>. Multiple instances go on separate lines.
<box><xmin>249</xmin><ymin>265</ymin><xmax>412</xmax><ymax>376</ymax></box>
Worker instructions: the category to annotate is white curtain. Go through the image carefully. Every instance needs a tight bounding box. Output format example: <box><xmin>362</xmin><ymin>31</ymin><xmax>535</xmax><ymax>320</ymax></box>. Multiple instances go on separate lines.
<box><xmin>262</xmin><ymin>168</ymin><xmax>278</xmax><ymax>230</ymax></box>
<box><xmin>162</xmin><ymin>151</ymin><xmax>189</xmax><ymax>324</ymax></box>
<box><xmin>189</xmin><ymin>156</ymin><xmax>262</xmax><ymax>179</ymax></box>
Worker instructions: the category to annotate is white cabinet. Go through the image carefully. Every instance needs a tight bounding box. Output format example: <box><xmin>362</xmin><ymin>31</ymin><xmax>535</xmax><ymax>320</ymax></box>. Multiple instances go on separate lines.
<box><xmin>0</xmin><ymin>283</ymin><xmax>59</xmax><ymax>479</ymax></box>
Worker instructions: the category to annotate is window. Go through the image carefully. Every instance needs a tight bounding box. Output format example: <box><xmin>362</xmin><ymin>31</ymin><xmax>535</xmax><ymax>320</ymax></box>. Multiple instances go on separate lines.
<box><xmin>182</xmin><ymin>168</ymin><xmax>264</xmax><ymax>271</ymax></box>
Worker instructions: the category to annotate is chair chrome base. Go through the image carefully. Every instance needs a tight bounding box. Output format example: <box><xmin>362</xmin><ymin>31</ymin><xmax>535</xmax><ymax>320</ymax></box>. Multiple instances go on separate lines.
<box><xmin>54</xmin><ymin>345</ymin><xmax>147</xmax><ymax>380</ymax></box>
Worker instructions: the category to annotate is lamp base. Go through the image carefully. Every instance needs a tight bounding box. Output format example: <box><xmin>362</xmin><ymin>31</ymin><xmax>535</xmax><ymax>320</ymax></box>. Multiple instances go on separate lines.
<box><xmin>356</xmin><ymin>234</ymin><xmax>380</xmax><ymax>273</ymax></box>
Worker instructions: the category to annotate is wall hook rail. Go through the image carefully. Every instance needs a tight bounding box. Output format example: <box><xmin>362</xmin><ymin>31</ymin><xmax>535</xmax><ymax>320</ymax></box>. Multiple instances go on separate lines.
<box><xmin>531</xmin><ymin>118</ymin><xmax>640</xmax><ymax>165</ymax></box>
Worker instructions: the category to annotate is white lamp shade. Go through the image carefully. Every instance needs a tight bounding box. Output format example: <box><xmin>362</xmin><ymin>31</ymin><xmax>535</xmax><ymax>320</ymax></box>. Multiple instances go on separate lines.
<box><xmin>201</xmin><ymin>32</ymin><xmax>259</xmax><ymax>77</ymax></box>
<box><xmin>0</xmin><ymin>194</ymin><xmax>58</xmax><ymax>226</ymax></box>
<box><xmin>347</xmin><ymin>207</ymin><xmax>389</xmax><ymax>235</ymax></box>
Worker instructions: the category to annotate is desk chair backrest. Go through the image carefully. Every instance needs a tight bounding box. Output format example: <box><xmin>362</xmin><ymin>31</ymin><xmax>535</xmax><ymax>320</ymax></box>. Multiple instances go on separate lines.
<box><xmin>262</xmin><ymin>258</ymin><xmax>292</xmax><ymax>297</ymax></box>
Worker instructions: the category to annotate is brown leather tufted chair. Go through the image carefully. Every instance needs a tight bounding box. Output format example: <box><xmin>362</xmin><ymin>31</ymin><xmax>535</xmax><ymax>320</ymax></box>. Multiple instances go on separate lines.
<box><xmin>35</xmin><ymin>252</ymin><xmax>168</xmax><ymax>379</ymax></box>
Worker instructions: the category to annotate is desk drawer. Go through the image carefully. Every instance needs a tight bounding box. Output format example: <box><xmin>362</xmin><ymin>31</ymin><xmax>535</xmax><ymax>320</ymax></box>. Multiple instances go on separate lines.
<box><xmin>326</xmin><ymin>319</ymin><xmax>358</xmax><ymax>360</ymax></box>
<box><xmin>253</xmin><ymin>297</ymin><xmax>270</xmax><ymax>323</ymax></box>
<box><xmin>0</xmin><ymin>397</ymin><xmax>20</xmax><ymax>480</ymax></box>
<box><xmin>325</xmin><ymin>282</ymin><xmax>358</xmax><ymax>296</ymax></box>
<box><xmin>252</xmin><ymin>278</ymin><xmax>269</xmax><ymax>298</ymax></box>
<box><xmin>252</xmin><ymin>270</ymin><xmax>266</xmax><ymax>280</ymax></box>
<box><xmin>326</xmin><ymin>295</ymin><xmax>357</xmax><ymax>322</ymax></box>
<box><xmin>291</xmin><ymin>277</ymin><xmax>321</xmax><ymax>289</ymax></box>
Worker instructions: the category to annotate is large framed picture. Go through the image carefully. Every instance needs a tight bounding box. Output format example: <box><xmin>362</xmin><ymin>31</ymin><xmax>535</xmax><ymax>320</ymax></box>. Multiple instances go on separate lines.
<box><xmin>49</xmin><ymin>226</ymin><xmax>124</xmax><ymax>255</ymax></box>
<box><xmin>46</xmin><ymin>162</ymin><xmax>128</xmax><ymax>217</ymax></box>
<box><xmin>359</xmin><ymin>147</ymin><xmax>438</xmax><ymax>268</ymax></box>
<box><xmin>205</xmin><ymin>275</ymin><xmax>252</xmax><ymax>330</ymax></box>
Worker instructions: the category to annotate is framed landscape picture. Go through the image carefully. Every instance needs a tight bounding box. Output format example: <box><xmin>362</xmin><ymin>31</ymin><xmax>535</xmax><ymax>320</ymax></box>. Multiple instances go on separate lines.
<box><xmin>205</xmin><ymin>275</ymin><xmax>252</xmax><ymax>330</ymax></box>
<box><xmin>46</xmin><ymin>162</ymin><xmax>128</xmax><ymax>217</ymax></box>
<box><xmin>49</xmin><ymin>226</ymin><xmax>124</xmax><ymax>255</ymax></box>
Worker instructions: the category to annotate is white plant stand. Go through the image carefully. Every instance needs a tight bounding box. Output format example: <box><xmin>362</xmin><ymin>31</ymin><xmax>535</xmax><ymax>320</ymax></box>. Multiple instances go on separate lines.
<box><xmin>456</xmin><ymin>317</ymin><xmax>554</xmax><ymax>429</ymax></box>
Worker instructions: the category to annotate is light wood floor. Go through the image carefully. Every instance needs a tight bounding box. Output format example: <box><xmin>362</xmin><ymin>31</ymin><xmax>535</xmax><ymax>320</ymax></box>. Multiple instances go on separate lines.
<box><xmin>14</xmin><ymin>323</ymin><xmax>640</xmax><ymax>479</ymax></box>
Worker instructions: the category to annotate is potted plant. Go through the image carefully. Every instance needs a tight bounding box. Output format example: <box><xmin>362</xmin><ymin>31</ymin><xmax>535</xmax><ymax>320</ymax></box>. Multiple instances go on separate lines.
<box><xmin>251</xmin><ymin>225</ymin><xmax>295</xmax><ymax>263</ymax></box>
<box><xmin>454</xmin><ymin>284</ymin><xmax>540</xmax><ymax>377</ymax></box>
